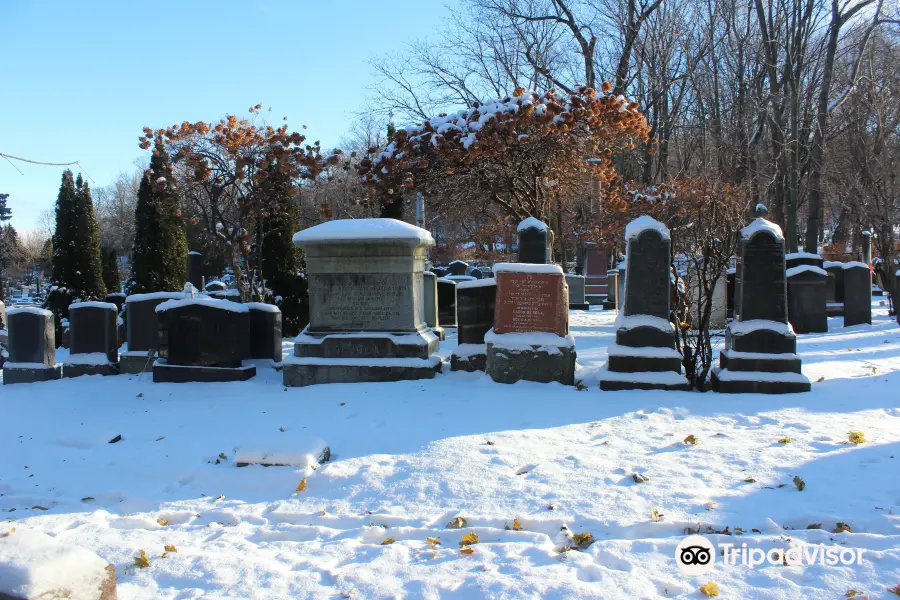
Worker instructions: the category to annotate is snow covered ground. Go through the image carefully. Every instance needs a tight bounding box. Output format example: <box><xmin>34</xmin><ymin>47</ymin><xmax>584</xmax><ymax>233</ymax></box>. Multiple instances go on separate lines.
<box><xmin>2</xmin><ymin>301</ymin><xmax>900</xmax><ymax>599</ymax></box>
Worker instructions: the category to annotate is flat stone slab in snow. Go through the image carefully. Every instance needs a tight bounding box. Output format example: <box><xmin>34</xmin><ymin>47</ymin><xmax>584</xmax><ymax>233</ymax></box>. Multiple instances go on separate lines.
<box><xmin>0</xmin><ymin>528</ymin><xmax>116</xmax><ymax>600</ymax></box>
<box><xmin>233</xmin><ymin>436</ymin><xmax>330</xmax><ymax>467</ymax></box>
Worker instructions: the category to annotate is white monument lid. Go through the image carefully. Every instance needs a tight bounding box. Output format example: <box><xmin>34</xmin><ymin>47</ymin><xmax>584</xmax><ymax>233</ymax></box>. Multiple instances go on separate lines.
<box><xmin>293</xmin><ymin>218</ymin><xmax>433</xmax><ymax>245</ymax></box>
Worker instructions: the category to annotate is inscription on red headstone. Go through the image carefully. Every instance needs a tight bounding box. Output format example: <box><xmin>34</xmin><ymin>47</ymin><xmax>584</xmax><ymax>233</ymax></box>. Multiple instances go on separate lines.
<box><xmin>494</xmin><ymin>272</ymin><xmax>568</xmax><ymax>336</ymax></box>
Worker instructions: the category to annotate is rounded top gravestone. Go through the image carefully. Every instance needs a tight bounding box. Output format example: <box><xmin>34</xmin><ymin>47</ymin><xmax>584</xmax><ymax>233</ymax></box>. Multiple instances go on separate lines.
<box><xmin>517</xmin><ymin>217</ymin><xmax>551</xmax><ymax>264</ymax></box>
<box><xmin>293</xmin><ymin>218</ymin><xmax>435</xmax><ymax>335</ymax></box>
<box><xmin>623</xmin><ymin>217</ymin><xmax>671</xmax><ymax>320</ymax></box>
<box><xmin>735</xmin><ymin>218</ymin><xmax>787</xmax><ymax>324</ymax></box>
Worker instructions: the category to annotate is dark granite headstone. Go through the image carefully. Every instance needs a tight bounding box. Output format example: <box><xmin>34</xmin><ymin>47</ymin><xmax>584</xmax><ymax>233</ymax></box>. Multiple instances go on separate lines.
<box><xmin>735</xmin><ymin>230</ymin><xmax>787</xmax><ymax>323</ymax></box>
<box><xmin>468</xmin><ymin>268</ymin><xmax>484</xmax><ymax>280</ymax></box>
<box><xmin>187</xmin><ymin>251</ymin><xmax>203</xmax><ymax>289</ymax></box>
<box><xmin>3</xmin><ymin>308</ymin><xmax>60</xmax><ymax>384</ymax></box>
<box><xmin>843</xmin><ymin>264</ymin><xmax>872</xmax><ymax>326</ymax></box>
<box><xmin>205</xmin><ymin>281</ymin><xmax>227</xmax><ymax>293</ymax></box>
<box><xmin>456</xmin><ymin>282</ymin><xmax>497</xmax><ymax>345</ymax></box>
<box><xmin>437</xmin><ymin>279</ymin><xmax>457</xmax><ymax>328</ymax></box>
<box><xmin>104</xmin><ymin>293</ymin><xmax>126</xmax><ymax>313</ymax></box>
<box><xmin>68</xmin><ymin>304</ymin><xmax>118</xmax><ymax>363</ymax></box>
<box><xmin>517</xmin><ymin>218</ymin><xmax>550</xmax><ymax>264</ymax></box>
<box><xmin>601</xmin><ymin>271</ymin><xmax>617</xmax><ymax>310</ymax></box>
<box><xmin>623</xmin><ymin>229</ymin><xmax>669</xmax><ymax>320</ymax></box>
<box><xmin>248</xmin><ymin>303</ymin><xmax>283</xmax><ymax>361</ymax></box>
<box><xmin>786</xmin><ymin>268</ymin><xmax>827</xmax><ymax>334</ymax></box>
<box><xmin>566</xmin><ymin>274</ymin><xmax>590</xmax><ymax>311</ymax></box>
<box><xmin>157</xmin><ymin>302</ymin><xmax>246</xmax><ymax>368</ymax></box>
<box><xmin>448</xmin><ymin>261</ymin><xmax>469</xmax><ymax>276</ymax></box>
<box><xmin>126</xmin><ymin>293</ymin><xmax>182</xmax><ymax>353</ymax></box>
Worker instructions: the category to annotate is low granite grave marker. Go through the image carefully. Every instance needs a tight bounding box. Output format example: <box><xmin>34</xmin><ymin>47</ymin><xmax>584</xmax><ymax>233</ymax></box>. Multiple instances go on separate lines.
<box><xmin>63</xmin><ymin>302</ymin><xmax>119</xmax><ymax>377</ymax></box>
<box><xmin>566</xmin><ymin>274</ymin><xmax>590</xmax><ymax>311</ymax></box>
<box><xmin>843</xmin><ymin>262</ymin><xmax>872</xmax><ymax>326</ymax></box>
<box><xmin>451</xmin><ymin>279</ymin><xmax>497</xmax><ymax>372</ymax></box>
<box><xmin>2</xmin><ymin>307</ymin><xmax>61</xmax><ymax>384</ymax></box>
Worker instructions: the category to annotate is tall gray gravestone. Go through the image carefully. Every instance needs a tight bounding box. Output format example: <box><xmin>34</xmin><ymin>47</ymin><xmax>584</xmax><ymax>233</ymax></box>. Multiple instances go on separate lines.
<box><xmin>843</xmin><ymin>262</ymin><xmax>872</xmax><ymax>327</ymax></box>
<box><xmin>785</xmin><ymin>252</ymin><xmax>827</xmax><ymax>334</ymax></box>
<box><xmin>121</xmin><ymin>292</ymin><xmax>185</xmax><ymax>374</ymax></box>
<box><xmin>566</xmin><ymin>274</ymin><xmax>590</xmax><ymax>311</ymax></box>
<box><xmin>599</xmin><ymin>216</ymin><xmax>688</xmax><ymax>391</ymax></box>
<box><xmin>517</xmin><ymin>217</ymin><xmax>551</xmax><ymax>264</ymax></box>
<box><xmin>602</xmin><ymin>270</ymin><xmax>617</xmax><ymax>310</ymax></box>
<box><xmin>712</xmin><ymin>210</ymin><xmax>810</xmax><ymax>393</ymax></box>
<box><xmin>284</xmin><ymin>219</ymin><xmax>442</xmax><ymax>387</ymax></box>
<box><xmin>451</xmin><ymin>279</ymin><xmax>497</xmax><ymax>372</ymax></box>
<box><xmin>824</xmin><ymin>261</ymin><xmax>845</xmax><ymax>316</ymax></box>
<box><xmin>2</xmin><ymin>307</ymin><xmax>61</xmax><ymax>384</ymax></box>
<box><xmin>63</xmin><ymin>302</ymin><xmax>119</xmax><ymax>377</ymax></box>
<box><xmin>247</xmin><ymin>303</ymin><xmax>283</xmax><ymax>362</ymax></box>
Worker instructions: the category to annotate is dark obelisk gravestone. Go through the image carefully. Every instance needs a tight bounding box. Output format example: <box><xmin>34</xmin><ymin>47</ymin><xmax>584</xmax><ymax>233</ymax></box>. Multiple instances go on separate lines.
<box><xmin>437</xmin><ymin>279</ymin><xmax>457</xmax><ymax>328</ymax></box>
<box><xmin>64</xmin><ymin>302</ymin><xmax>119</xmax><ymax>377</ymax></box>
<box><xmin>517</xmin><ymin>217</ymin><xmax>551</xmax><ymax>264</ymax></box>
<box><xmin>843</xmin><ymin>263</ymin><xmax>872</xmax><ymax>326</ymax></box>
<box><xmin>713</xmin><ymin>206</ymin><xmax>810</xmax><ymax>393</ymax></box>
<box><xmin>600</xmin><ymin>217</ymin><xmax>687</xmax><ymax>391</ymax></box>
<box><xmin>2</xmin><ymin>308</ymin><xmax>61</xmax><ymax>384</ymax></box>
<box><xmin>187</xmin><ymin>251</ymin><xmax>203</xmax><ymax>289</ymax></box>
<box><xmin>451</xmin><ymin>280</ymin><xmax>497</xmax><ymax>372</ymax></box>
<box><xmin>247</xmin><ymin>303</ymin><xmax>283</xmax><ymax>362</ymax></box>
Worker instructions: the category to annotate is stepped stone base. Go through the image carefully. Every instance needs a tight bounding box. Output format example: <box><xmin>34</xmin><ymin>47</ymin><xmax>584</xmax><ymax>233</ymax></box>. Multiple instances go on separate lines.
<box><xmin>63</xmin><ymin>363</ymin><xmax>119</xmax><ymax>378</ymax></box>
<box><xmin>486</xmin><ymin>343</ymin><xmax>575</xmax><ymax>385</ymax></box>
<box><xmin>450</xmin><ymin>344</ymin><xmax>486</xmax><ymax>372</ymax></box>
<box><xmin>607</xmin><ymin>355</ymin><xmax>682</xmax><ymax>373</ymax></box>
<box><xmin>153</xmin><ymin>360</ymin><xmax>256</xmax><ymax>383</ymax></box>
<box><xmin>711</xmin><ymin>369</ymin><xmax>811</xmax><ymax>394</ymax></box>
<box><xmin>599</xmin><ymin>378</ymin><xmax>690</xmax><ymax>392</ymax></box>
<box><xmin>715</xmin><ymin>322</ymin><xmax>810</xmax><ymax>394</ymax></box>
<box><xmin>283</xmin><ymin>356</ymin><xmax>441</xmax><ymax>387</ymax></box>
<box><xmin>119</xmin><ymin>351</ymin><xmax>155</xmax><ymax>374</ymax></box>
<box><xmin>720</xmin><ymin>351</ymin><xmax>801</xmax><ymax>374</ymax></box>
<box><xmin>569</xmin><ymin>302</ymin><xmax>591</xmax><ymax>311</ymax></box>
<box><xmin>2</xmin><ymin>365</ymin><xmax>61</xmax><ymax>385</ymax></box>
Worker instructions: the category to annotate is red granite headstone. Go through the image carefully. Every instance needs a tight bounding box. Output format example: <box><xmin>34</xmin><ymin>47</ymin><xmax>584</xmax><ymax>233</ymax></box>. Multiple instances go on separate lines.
<box><xmin>584</xmin><ymin>245</ymin><xmax>608</xmax><ymax>299</ymax></box>
<box><xmin>494</xmin><ymin>271</ymin><xmax>568</xmax><ymax>336</ymax></box>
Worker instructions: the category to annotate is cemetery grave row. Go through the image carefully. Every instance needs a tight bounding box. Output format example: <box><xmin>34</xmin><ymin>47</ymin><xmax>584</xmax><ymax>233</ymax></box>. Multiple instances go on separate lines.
<box><xmin>0</xmin><ymin>213</ymin><xmax>879</xmax><ymax>393</ymax></box>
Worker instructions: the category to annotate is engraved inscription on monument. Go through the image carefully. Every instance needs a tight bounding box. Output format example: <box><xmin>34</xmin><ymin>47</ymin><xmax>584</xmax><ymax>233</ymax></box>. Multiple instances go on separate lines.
<box><xmin>494</xmin><ymin>272</ymin><xmax>566</xmax><ymax>335</ymax></box>
<box><xmin>308</xmin><ymin>273</ymin><xmax>416</xmax><ymax>332</ymax></box>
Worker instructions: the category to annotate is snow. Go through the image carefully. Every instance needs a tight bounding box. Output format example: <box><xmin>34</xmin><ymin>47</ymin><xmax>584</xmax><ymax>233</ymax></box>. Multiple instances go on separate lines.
<box><xmin>712</xmin><ymin>368</ymin><xmax>811</xmax><ymax>384</ymax></box>
<box><xmin>125</xmin><ymin>292</ymin><xmax>185</xmax><ymax>304</ymax></box>
<box><xmin>442</xmin><ymin>275</ymin><xmax>476</xmax><ymax>282</ymax></box>
<box><xmin>231</xmin><ymin>437</ymin><xmax>330</xmax><ymax>468</ymax></box>
<box><xmin>484</xmin><ymin>328</ymin><xmax>574</xmax><ymax>349</ymax></box>
<box><xmin>596</xmin><ymin>365</ymin><xmax>688</xmax><ymax>386</ymax></box>
<box><xmin>492</xmin><ymin>263</ymin><xmax>564</xmax><ymax>275</ymax></box>
<box><xmin>448</xmin><ymin>259</ymin><xmax>469</xmax><ymax>266</ymax></box>
<box><xmin>605</xmin><ymin>343</ymin><xmax>681</xmax><ymax>359</ymax></box>
<box><xmin>2</xmin><ymin>302</ymin><xmax>900</xmax><ymax>599</ymax></box>
<box><xmin>624</xmin><ymin>216</ymin><xmax>670</xmax><ymax>241</ymax></box>
<box><xmin>728</xmin><ymin>319</ymin><xmax>794</xmax><ymax>336</ymax></box>
<box><xmin>0</xmin><ymin>527</ymin><xmax>111</xmax><ymax>600</ymax></box>
<box><xmin>517</xmin><ymin>217</ymin><xmax>548</xmax><ymax>232</ymax></box>
<box><xmin>6</xmin><ymin>306</ymin><xmax>53</xmax><ymax>318</ymax></box>
<box><xmin>722</xmin><ymin>349</ymin><xmax>799</xmax><ymax>361</ymax></box>
<box><xmin>69</xmin><ymin>301</ymin><xmax>118</xmax><ymax>311</ymax></box>
<box><xmin>785</xmin><ymin>252</ymin><xmax>821</xmax><ymax>261</ymax></box>
<box><xmin>292</xmin><ymin>219</ymin><xmax>434</xmax><ymax>245</ymax></box>
<box><xmin>283</xmin><ymin>355</ymin><xmax>443</xmax><ymax>368</ymax></box>
<box><xmin>245</xmin><ymin>302</ymin><xmax>282</xmax><ymax>313</ymax></box>
<box><xmin>63</xmin><ymin>352</ymin><xmax>112</xmax><ymax>366</ymax></box>
<box><xmin>294</xmin><ymin>330</ymin><xmax>437</xmax><ymax>346</ymax></box>
<box><xmin>614</xmin><ymin>314</ymin><xmax>675</xmax><ymax>333</ymax></box>
<box><xmin>455</xmin><ymin>279</ymin><xmax>497</xmax><ymax>290</ymax></box>
<box><xmin>2</xmin><ymin>362</ymin><xmax>56</xmax><ymax>370</ymax></box>
<box><xmin>451</xmin><ymin>343</ymin><xmax>486</xmax><ymax>359</ymax></box>
<box><xmin>741</xmin><ymin>218</ymin><xmax>784</xmax><ymax>241</ymax></box>
<box><xmin>786</xmin><ymin>265</ymin><xmax>827</xmax><ymax>278</ymax></box>
<box><xmin>106</xmin><ymin>293</ymin><xmax>127</xmax><ymax>298</ymax></box>
<box><xmin>156</xmin><ymin>296</ymin><xmax>249</xmax><ymax>314</ymax></box>
<box><xmin>188</xmin><ymin>251</ymin><xmax>202</xmax><ymax>256</ymax></box>
<box><xmin>823</xmin><ymin>261</ymin><xmax>844</xmax><ymax>269</ymax></box>
<box><xmin>843</xmin><ymin>261</ymin><xmax>870</xmax><ymax>270</ymax></box>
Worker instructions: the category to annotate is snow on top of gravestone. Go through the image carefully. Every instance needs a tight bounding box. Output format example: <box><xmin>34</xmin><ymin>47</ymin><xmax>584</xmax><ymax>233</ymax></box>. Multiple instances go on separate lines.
<box><xmin>245</xmin><ymin>302</ymin><xmax>282</xmax><ymax>313</ymax></box>
<box><xmin>6</xmin><ymin>306</ymin><xmax>52</xmax><ymax>317</ymax></box>
<box><xmin>188</xmin><ymin>250</ymin><xmax>202</xmax><ymax>256</ymax></box>
<box><xmin>156</xmin><ymin>295</ymin><xmax>249</xmax><ymax>313</ymax></box>
<box><xmin>442</xmin><ymin>275</ymin><xmax>477</xmax><ymax>282</ymax></box>
<box><xmin>614</xmin><ymin>314</ymin><xmax>675</xmax><ymax>333</ymax></box>
<box><xmin>843</xmin><ymin>261</ymin><xmax>870</xmax><ymax>270</ymax></box>
<box><xmin>456</xmin><ymin>278</ymin><xmax>497</xmax><ymax>289</ymax></box>
<box><xmin>728</xmin><ymin>319</ymin><xmax>793</xmax><ymax>335</ymax></box>
<box><xmin>786</xmin><ymin>265</ymin><xmax>827</xmax><ymax>278</ymax></box>
<box><xmin>741</xmin><ymin>218</ymin><xmax>783</xmax><ymax>240</ymax></box>
<box><xmin>0</xmin><ymin>527</ymin><xmax>111</xmax><ymax>600</ymax></box>
<box><xmin>785</xmin><ymin>251</ymin><xmax>821</xmax><ymax>260</ymax></box>
<box><xmin>292</xmin><ymin>219</ymin><xmax>434</xmax><ymax>245</ymax></box>
<box><xmin>492</xmin><ymin>263</ymin><xmax>564</xmax><ymax>275</ymax></box>
<box><xmin>448</xmin><ymin>259</ymin><xmax>469</xmax><ymax>266</ymax></box>
<box><xmin>63</xmin><ymin>352</ymin><xmax>112</xmax><ymax>365</ymax></box>
<box><xmin>485</xmin><ymin>328</ymin><xmax>574</xmax><ymax>349</ymax></box>
<box><xmin>624</xmin><ymin>216</ymin><xmax>670</xmax><ymax>241</ymax></box>
<box><xmin>517</xmin><ymin>217</ymin><xmax>548</xmax><ymax>232</ymax></box>
<box><xmin>823</xmin><ymin>261</ymin><xmax>844</xmax><ymax>269</ymax></box>
<box><xmin>69</xmin><ymin>301</ymin><xmax>117</xmax><ymax>311</ymax></box>
<box><xmin>126</xmin><ymin>291</ymin><xmax>186</xmax><ymax>303</ymax></box>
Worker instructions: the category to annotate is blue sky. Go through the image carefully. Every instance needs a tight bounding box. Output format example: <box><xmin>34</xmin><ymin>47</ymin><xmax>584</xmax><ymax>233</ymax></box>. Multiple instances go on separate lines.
<box><xmin>0</xmin><ymin>0</ymin><xmax>449</xmax><ymax>231</ymax></box>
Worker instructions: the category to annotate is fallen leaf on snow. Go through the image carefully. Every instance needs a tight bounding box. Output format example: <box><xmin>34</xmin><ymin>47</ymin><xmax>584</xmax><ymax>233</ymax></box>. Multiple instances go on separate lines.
<box><xmin>164</xmin><ymin>544</ymin><xmax>177</xmax><ymax>553</ymax></box>
<box><xmin>108</xmin><ymin>435</ymin><xmax>122</xmax><ymax>444</ymax></box>
<box><xmin>460</xmin><ymin>547</ymin><xmax>476</xmax><ymax>555</ymax></box>
<box><xmin>793</xmin><ymin>476</ymin><xmax>806</xmax><ymax>491</ymax></box>
<box><xmin>778</xmin><ymin>437</ymin><xmax>791</xmax><ymax>444</ymax></box>
<box><xmin>381</xmin><ymin>537</ymin><xmax>396</xmax><ymax>545</ymax></box>
<box><xmin>572</xmin><ymin>532</ymin><xmax>594</xmax><ymax>549</ymax></box>
<box><xmin>446</xmin><ymin>516</ymin><xmax>467</xmax><ymax>529</ymax></box>
<box><xmin>833</xmin><ymin>522</ymin><xmax>853</xmax><ymax>534</ymax></box>
<box><xmin>699</xmin><ymin>582</ymin><xmax>719</xmax><ymax>597</ymax></box>
<box><xmin>849</xmin><ymin>431</ymin><xmax>866</xmax><ymax>444</ymax></box>
<box><xmin>512</xmin><ymin>518</ymin><xmax>522</xmax><ymax>531</ymax></box>
<box><xmin>426</xmin><ymin>537</ymin><xmax>440</xmax><ymax>548</ymax></box>
<box><xmin>157</xmin><ymin>518</ymin><xmax>169</xmax><ymax>526</ymax></box>
<box><xmin>134</xmin><ymin>550</ymin><xmax>150</xmax><ymax>568</ymax></box>
<box><xmin>684</xmin><ymin>435</ymin><xmax>699</xmax><ymax>445</ymax></box>
<box><xmin>460</xmin><ymin>532</ymin><xmax>480</xmax><ymax>546</ymax></box>
<box><xmin>295</xmin><ymin>479</ymin><xmax>307</xmax><ymax>493</ymax></box>
<box><xmin>651</xmin><ymin>509</ymin><xmax>663</xmax><ymax>522</ymax></box>
<box><xmin>632</xmin><ymin>473</ymin><xmax>649</xmax><ymax>483</ymax></box>
<box><xmin>807</xmin><ymin>523</ymin><xmax>822</xmax><ymax>530</ymax></box>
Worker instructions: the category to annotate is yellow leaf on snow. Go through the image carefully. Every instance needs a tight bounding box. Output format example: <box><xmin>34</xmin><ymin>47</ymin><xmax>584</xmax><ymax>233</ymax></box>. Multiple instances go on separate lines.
<box><xmin>460</xmin><ymin>547</ymin><xmax>476</xmax><ymax>555</ymax></box>
<box><xmin>512</xmin><ymin>518</ymin><xmax>522</xmax><ymax>531</ymax></box>
<box><xmin>157</xmin><ymin>518</ymin><xmax>169</xmax><ymax>526</ymax></box>
<box><xmin>164</xmin><ymin>544</ymin><xmax>177</xmax><ymax>553</ymax></box>
<box><xmin>426</xmin><ymin>537</ymin><xmax>440</xmax><ymax>548</ymax></box>
<box><xmin>700</xmin><ymin>582</ymin><xmax>719</xmax><ymax>597</ymax></box>
<box><xmin>684</xmin><ymin>435</ymin><xmax>699</xmax><ymax>445</ymax></box>
<box><xmin>296</xmin><ymin>479</ymin><xmax>307</xmax><ymax>493</ymax></box>
<box><xmin>134</xmin><ymin>550</ymin><xmax>151</xmax><ymax>569</ymax></box>
<box><xmin>849</xmin><ymin>431</ymin><xmax>866</xmax><ymax>444</ymax></box>
<box><xmin>381</xmin><ymin>537</ymin><xmax>396</xmax><ymax>545</ymax></box>
<box><xmin>460</xmin><ymin>532</ymin><xmax>479</xmax><ymax>546</ymax></box>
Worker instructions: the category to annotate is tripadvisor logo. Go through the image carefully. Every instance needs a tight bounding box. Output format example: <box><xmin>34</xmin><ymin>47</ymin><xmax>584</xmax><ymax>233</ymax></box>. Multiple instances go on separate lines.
<box><xmin>675</xmin><ymin>535</ymin><xmax>716</xmax><ymax>575</ymax></box>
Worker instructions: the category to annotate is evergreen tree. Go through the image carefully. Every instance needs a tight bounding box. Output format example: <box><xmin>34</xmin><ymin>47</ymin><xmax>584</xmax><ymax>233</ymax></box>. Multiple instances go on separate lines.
<box><xmin>126</xmin><ymin>144</ymin><xmax>188</xmax><ymax>294</ymax></box>
<box><xmin>102</xmin><ymin>248</ymin><xmax>120</xmax><ymax>294</ymax></box>
<box><xmin>47</xmin><ymin>171</ymin><xmax>106</xmax><ymax>345</ymax></box>
<box><xmin>0</xmin><ymin>193</ymin><xmax>11</xmax><ymax>222</ymax></box>
<box><xmin>0</xmin><ymin>193</ymin><xmax>11</xmax><ymax>300</ymax></box>
<box><xmin>256</xmin><ymin>162</ymin><xmax>309</xmax><ymax>336</ymax></box>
